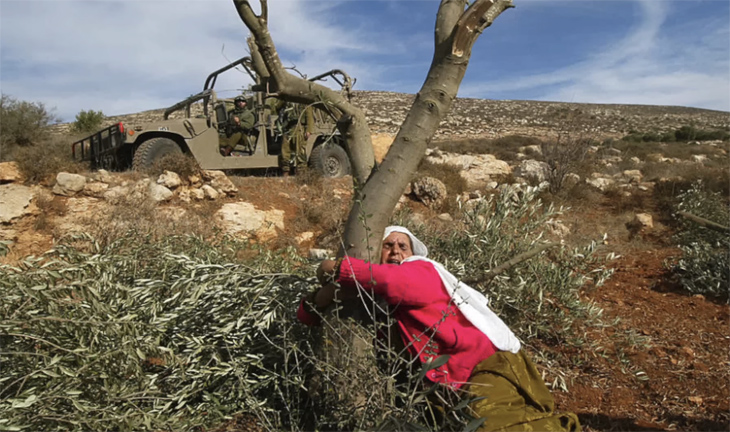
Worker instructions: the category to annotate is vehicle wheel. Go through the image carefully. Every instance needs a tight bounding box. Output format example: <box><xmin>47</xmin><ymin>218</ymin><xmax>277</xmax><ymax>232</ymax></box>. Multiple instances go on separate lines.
<box><xmin>132</xmin><ymin>137</ymin><xmax>182</xmax><ymax>170</ymax></box>
<box><xmin>310</xmin><ymin>144</ymin><xmax>351</xmax><ymax>178</ymax></box>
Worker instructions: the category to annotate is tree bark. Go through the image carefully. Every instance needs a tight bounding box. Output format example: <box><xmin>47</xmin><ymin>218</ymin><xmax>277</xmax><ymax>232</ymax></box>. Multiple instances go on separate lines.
<box><xmin>341</xmin><ymin>0</ymin><xmax>514</xmax><ymax>260</ymax></box>
<box><xmin>232</xmin><ymin>0</ymin><xmax>513</xmax><ymax>260</ymax></box>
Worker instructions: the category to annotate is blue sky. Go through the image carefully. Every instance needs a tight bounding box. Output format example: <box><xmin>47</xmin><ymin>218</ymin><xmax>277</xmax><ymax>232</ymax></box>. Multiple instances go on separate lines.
<box><xmin>1</xmin><ymin>0</ymin><xmax>728</xmax><ymax>122</ymax></box>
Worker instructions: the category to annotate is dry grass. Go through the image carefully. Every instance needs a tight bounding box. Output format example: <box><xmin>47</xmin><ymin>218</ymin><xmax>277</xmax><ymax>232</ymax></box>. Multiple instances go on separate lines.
<box><xmin>431</xmin><ymin>135</ymin><xmax>545</xmax><ymax>162</ymax></box>
<box><xmin>82</xmin><ymin>192</ymin><xmax>220</xmax><ymax>248</ymax></box>
<box><xmin>414</xmin><ymin>159</ymin><xmax>468</xmax><ymax>214</ymax></box>
<box><xmin>12</xmin><ymin>137</ymin><xmax>85</xmax><ymax>184</ymax></box>
<box><xmin>33</xmin><ymin>192</ymin><xmax>67</xmax><ymax>233</ymax></box>
<box><xmin>146</xmin><ymin>153</ymin><xmax>201</xmax><ymax>179</ymax></box>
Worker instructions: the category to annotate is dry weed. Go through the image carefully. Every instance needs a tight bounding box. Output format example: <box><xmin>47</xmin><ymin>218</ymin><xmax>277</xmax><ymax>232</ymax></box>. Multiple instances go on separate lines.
<box><xmin>12</xmin><ymin>137</ymin><xmax>85</xmax><ymax>184</ymax></box>
<box><xmin>415</xmin><ymin>159</ymin><xmax>468</xmax><ymax>214</ymax></box>
<box><xmin>146</xmin><ymin>152</ymin><xmax>201</xmax><ymax>178</ymax></box>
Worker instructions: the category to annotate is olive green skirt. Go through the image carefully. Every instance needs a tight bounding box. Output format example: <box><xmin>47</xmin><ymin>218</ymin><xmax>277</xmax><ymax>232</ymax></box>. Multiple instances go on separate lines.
<box><xmin>465</xmin><ymin>350</ymin><xmax>581</xmax><ymax>432</ymax></box>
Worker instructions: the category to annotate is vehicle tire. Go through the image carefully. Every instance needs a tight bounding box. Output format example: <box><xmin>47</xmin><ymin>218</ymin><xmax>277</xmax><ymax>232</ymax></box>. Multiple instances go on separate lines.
<box><xmin>132</xmin><ymin>137</ymin><xmax>182</xmax><ymax>171</ymax></box>
<box><xmin>310</xmin><ymin>144</ymin><xmax>351</xmax><ymax>178</ymax></box>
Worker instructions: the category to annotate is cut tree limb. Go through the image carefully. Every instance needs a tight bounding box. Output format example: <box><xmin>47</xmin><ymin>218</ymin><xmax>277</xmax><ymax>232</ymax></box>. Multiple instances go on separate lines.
<box><xmin>678</xmin><ymin>211</ymin><xmax>730</xmax><ymax>233</ymax></box>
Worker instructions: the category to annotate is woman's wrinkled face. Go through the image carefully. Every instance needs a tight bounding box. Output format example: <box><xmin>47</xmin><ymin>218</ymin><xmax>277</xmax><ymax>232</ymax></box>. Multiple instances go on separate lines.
<box><xmin>381</xmin><ymin>232</ymin><xmax>413</xmax><ymax>264</ymax></box>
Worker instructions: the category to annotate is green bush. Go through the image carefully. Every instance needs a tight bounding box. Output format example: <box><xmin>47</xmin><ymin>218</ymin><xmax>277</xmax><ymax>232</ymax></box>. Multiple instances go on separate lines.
<box><xmin>674</xmin><ymin>125</ymin><xmax>697</xmax><ymax>142</ymax></box>
<box><xmin>0</xmin><ymin>94</ymin><xmax>58</xmax><ymax>158</ymax></box>
<box><xmin>71</xmin><ymin>109</ymin><xmax>105</xmax><ymax>133</ymax></box>
<box><xmin>0</xmin><ymin>189</ymin><xmax>615</xmax><ymax>431</ymax></box>
<box><xmin>412</xmin><ymin>185</ymin><xmax>615</xmax><ymax>344</ymax></box>
<box><xmin>620</xmin><ymin>126</ymin><xmax>730</xmax><ymax>144</ymax></box>
<box><xmin>670</xmin><ymin>181</ymin><xmax>730</xmax><ymax>301</ymax></box>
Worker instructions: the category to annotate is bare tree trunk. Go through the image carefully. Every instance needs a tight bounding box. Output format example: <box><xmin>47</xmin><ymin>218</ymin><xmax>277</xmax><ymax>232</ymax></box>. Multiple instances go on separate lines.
<box><xmin>341</xmin><ymin>0</ymin><xmax>514</xmax><ymax>259</ymax></box>
<box><xmin>232</xmin><ymin>0</ymin><xmax>513</xmax><ymax>260</ymax></box>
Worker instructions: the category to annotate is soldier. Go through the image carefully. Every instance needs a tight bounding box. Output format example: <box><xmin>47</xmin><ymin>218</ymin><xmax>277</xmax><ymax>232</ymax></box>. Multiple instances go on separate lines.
<box><xmin>276</xmin><ymin>101</ymin><xmax>314</xmax><ymax>176</ymax></box>
<box><xmin>220</xmin><ymin>96</ymin><xmax>255</xmax><ymax>156</ymax></box>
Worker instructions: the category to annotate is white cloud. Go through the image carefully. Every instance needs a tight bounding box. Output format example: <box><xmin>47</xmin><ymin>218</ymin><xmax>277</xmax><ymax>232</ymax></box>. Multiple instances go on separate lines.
<box><xmin>1</xmin><ymin>0</ymin><xmax>727</xmax><ymax>123</ymax></box>
<box><xmin>0</xmin><ymin>0</ymin><xmax>386</xmax><ymax>121</ymax></box>
<box><xmin>461</xmin><ymin>0</ymin><xmax>730</xmax><ymax>111</ymax></box>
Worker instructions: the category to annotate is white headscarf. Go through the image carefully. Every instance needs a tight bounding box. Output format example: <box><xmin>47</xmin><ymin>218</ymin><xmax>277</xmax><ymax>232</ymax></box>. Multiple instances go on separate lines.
<box><xmin>383</xmin><ymin>226</ymin><xmax>522</xmax><ymax>353</ymax></box>
<box><xmin>383</xmin><ymin>226</ymin><xmax>428</xmax><ymax>257</ymax></box>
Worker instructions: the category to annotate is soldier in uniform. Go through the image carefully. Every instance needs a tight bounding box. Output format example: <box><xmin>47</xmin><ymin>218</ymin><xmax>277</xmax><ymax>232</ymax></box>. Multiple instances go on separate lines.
<box><xmin>275</xmin><ymin>100</ymin><xmax>314</xmax><ymax>176</ymax></box>
<box><xmin>220</xmin><ymin>96</ymin><xmax>255</xmax><ymax>156</ymax></box>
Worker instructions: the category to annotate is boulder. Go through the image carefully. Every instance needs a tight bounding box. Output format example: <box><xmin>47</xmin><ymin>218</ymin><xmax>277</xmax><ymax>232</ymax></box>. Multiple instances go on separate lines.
<box><xmin>626</xmin><ymin>213</ymin><xmax>654</xmax><ymax>237</ymax></box>
<box><xmin>297</xmin><ymin>231</ymin><xmax>315</xmax><ymax>244</ymax></box>
<box><xmin>216</xmin><ymin>202</ymin><xmax>284</xmax><ymax>241</ymax></box>
<box><xmin>0</xmin><ymin>162</ymin><xmax>23</xmax><ymax>184</ymax></box>
<box><xmin>52</xmin><ymin>172</ymin><xmax>87</xmax><ymax>196</ymax></box>
<box><xmin>157</xmin><ymin>171</ymin><xmax>182</xmax><ymax>189</ymax></box>
<box><xmin>634</xmin><ymin>213</ymin><xmax>654</xmax><ymax>229</ymax></box>
<box><xmin>691</xmin><ymin>154</ymin><xmax>708</xmax><ymax>164</ymax></box>
<box><xmin>622</xmin><ymin>170</ymin><xmax>643</xmax><ymax>184</ymax></box>
<box><xmin>563</xmin><ymin>173</ymin><xmax>581</xmax><ymax>189</ymax></box>
<box><xmin>0</xmin><ymin>184</ymin><xmax>34</xmax><ymax>223</ymax></box>
<box><xmin>201</xmin><ymin>185</ymin><xmax>220</xmax><ymax>200</ymax></box>
<box><xmin>188</xmin><ymin>174</ymin><xmax>203</xmax><ymax>187</ymax></box>
<box><xmin>82</xmin><ymin>182</ymin><xmax>109</xmax><ymax>198</ymax></box>
<box><xmin>514</xmin><ymin>160</ymin><xmax>549</xmax><ymax>182</ymax></box>
<box><xmin>95</xmin><ymin>169</ymin><xmax>114</xmax><ymax>184</ymax></box>
<box><xmin>131</xmin><ymin>178</ymin><xmax>152</xmax><ymax>200</ymax></box>
<box><xmin>411</xmin><ymin>177</ymin><xmax>447</xmax><ymax>209</ymax></box>
<box><xmin>202</xmin><ymin>170</ymin><xmax>238</xmax><ymax>196</ymax></box>
<box><xmin>148</xmin><ymin>183</ymin><xmax>173</xmax><ymax>202</ymax></box>
<box><xmin>437</xmin><ymin>213</ymin><xmax>453</xmax><ymax>221</ymax></box>
<box><xmin>519</xmin><ymin>145</ymin><xmax>543</xmax><ymax>156</ymax></box>
<box><xmin>646</xmin><ymin>153</ymin><xmax>665</xmax><ymax>163</ymax></box>
<box><xmin>425</xmin><ymin>150</ymin><xmax>511</xmax><ymax>188</ymax></box>
<box><xmin>586</xmin><ymin>177</ymin><xmax>614</xmax><ymax>192</ymax></box>
<box><xmin>546</xmin><ymin>219</ymin><xmax>571</xmax><ymax>238</ymax></box>
<box><xmin>309</xmin><ymin>248</ymin><xmax>331</xmax><ymax>260</ymax></box>
<box><xmin>103</xmin><ymin>186</ymin><xmax>130</xmax><ymax>203</ymax></box>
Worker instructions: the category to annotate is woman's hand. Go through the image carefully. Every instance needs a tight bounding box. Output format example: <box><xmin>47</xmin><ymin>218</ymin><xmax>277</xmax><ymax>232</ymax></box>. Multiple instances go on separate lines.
<box><xmin>317</xmin><ymin>259</ymin><xmax>337</xmax><ymax>285</ymax></box>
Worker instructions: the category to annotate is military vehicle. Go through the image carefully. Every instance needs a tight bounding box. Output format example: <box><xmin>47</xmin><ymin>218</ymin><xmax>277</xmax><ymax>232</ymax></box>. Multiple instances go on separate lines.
<box><xmin>71</xmin><ymin>56</ymin><xmax>352</xmax><ymax>177</ymax></box>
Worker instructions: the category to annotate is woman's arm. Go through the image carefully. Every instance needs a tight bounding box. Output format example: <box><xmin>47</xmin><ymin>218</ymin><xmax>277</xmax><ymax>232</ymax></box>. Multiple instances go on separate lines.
<box><xmin>297</xmin><ymin>260</ymin><xmax>342</xmax><ymax>326</ymax></box>
<box><xmin>337</xmin><ymin>257</ymin><xmax>446</xmax><ymax>306</ymax></box>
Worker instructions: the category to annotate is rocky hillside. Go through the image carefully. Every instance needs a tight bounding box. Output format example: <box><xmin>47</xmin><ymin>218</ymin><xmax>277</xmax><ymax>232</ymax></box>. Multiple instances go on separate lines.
<box><xmin>51</xmin><ymin>91</ymin><xmax>730</xmax><ymax>140</ymax></box>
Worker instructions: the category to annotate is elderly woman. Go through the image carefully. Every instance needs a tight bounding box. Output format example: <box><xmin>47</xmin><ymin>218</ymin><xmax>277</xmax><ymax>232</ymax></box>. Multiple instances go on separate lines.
<box><xmin>298</xmin><ymin>226</ymin><xmax>580</xmax><ymax>432</ymax></box>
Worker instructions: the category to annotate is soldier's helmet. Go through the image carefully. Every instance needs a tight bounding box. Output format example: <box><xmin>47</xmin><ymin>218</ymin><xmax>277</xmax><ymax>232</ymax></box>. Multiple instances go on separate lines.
<box><xmin>234</xmin><ymin>96</ymin><xmax>247</xmax><ymax>105</ymax></box>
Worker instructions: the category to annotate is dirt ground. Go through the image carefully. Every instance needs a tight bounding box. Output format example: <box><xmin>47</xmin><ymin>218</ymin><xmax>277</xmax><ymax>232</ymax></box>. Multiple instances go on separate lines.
<box><xmin>2</xmin><ymin>174</ymin><xmax>728</xmax><ymax>432</ymax></box>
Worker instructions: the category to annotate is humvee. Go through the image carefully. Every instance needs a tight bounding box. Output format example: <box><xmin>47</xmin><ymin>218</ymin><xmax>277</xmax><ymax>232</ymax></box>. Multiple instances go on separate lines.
<box><xmin>72</xmin><ymin>56</ymin><xmax>352</xmax><ymax>177</ymax></box>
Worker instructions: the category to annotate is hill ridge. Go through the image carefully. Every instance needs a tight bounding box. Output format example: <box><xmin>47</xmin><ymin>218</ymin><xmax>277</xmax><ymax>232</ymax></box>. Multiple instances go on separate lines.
<box><xmin>52</xmin><ymin>90</ymin><xmax>730</xmax><ymax>140</ymax></box>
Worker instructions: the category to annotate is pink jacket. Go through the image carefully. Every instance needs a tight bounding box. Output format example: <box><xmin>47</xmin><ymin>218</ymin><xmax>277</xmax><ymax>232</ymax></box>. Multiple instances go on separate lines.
<box><xmin>297</xmin><ymin>257</ymin><xmax>497</xmax><ymax>389</ymax></box>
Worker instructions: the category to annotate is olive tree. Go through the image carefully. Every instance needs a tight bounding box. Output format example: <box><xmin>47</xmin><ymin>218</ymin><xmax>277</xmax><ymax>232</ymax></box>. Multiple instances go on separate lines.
<box><xmin>233</xmin><ymin>0</ymin><xmax>514</xmax><ymax>260</ymax></box>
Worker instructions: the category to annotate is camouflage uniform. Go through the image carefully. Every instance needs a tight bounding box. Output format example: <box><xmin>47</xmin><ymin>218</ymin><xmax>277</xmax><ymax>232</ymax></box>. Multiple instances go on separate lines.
<box><xmin>220</xmin><ymin>97</ymin><xmax>255</xmax><ymax>155</ymax></box>
<box><xmin>275</xmin><ymin>101</ymin><xmax>314</xmax><ymax>173</ymax></box>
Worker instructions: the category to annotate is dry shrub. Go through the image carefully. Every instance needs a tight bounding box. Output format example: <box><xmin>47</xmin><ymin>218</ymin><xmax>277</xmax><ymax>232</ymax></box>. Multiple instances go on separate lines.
<box><xmin>12</xmin><ymin>137</ymin><xmax>85</xmax><ymax>184</ymax></box>
<box><xmin>84</xmin><ymin>192</ymin><xmax>219</xmax><ymax>248</ymax></box>
<box><xmin>431</xmin><ymin>135</ymin><xmax>543</xmax><ymax>162</ymax></box>
<box><xmin>33</xmin><ymin>193</ymin><xmax>67</xmax><ymax>232</ymax></box>
<box><xmin>146</xmin><ymin>152</ymin><xmax>201</xmax><ymax>178</ymax></box>
<box><xmin>415</xmin><ymin>159</ymin><xmax>468</xmax><ymax>214</ymax></box>
<box><xmin>290</xmin><ymin>175</ymin><xmax>348</xmax><ymax>250</ymax></box>
<box><xmin>541</xmin><ymin>136</ymin><xmax>592</xmax><ymax>193</ymax></box>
